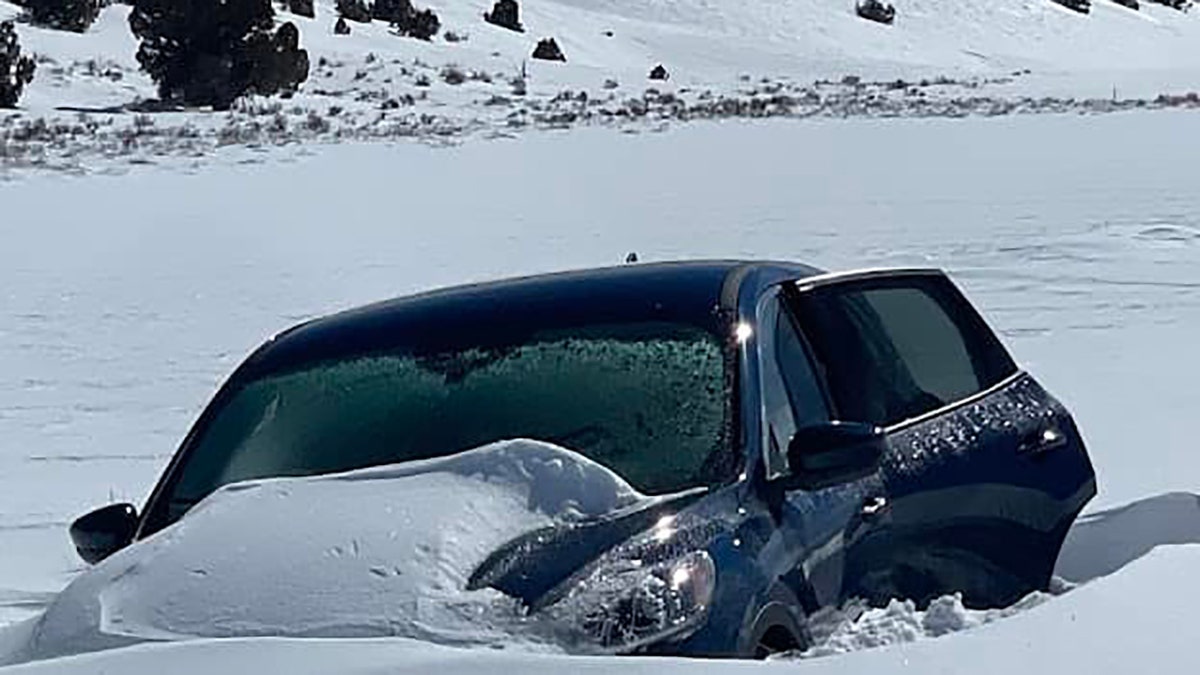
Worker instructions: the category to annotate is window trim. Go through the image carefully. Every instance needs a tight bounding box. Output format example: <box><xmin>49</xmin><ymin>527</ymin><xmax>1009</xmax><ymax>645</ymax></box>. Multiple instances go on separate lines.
<box><xmin>787</xmin><ymin>267</ymin><xmax>1022</xmax><ymax>433</ymax></box>
<box><xmin>794</xmin><ymin>267</ymin><xmax>946</xmax><ymax>293</ymax></box>
<box><xmin>882</xmin><ymin>369</ymin><xmax>1027</xmax><ymax>433</ymax></box>
<box><xmin>755</xmin><ymin>289</ymin><xmax>792</xmax><ymax>480</ymax></box>
<box><xmin>754</xmin><ymin>287</ymin><xmax>837</xmax><ymax>480</ymax></box>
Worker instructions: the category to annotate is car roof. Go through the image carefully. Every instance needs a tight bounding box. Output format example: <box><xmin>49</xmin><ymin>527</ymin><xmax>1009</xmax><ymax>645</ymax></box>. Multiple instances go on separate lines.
<box><xmin>242</xmin><ymin>260</ymin><xmax>824</xmax><ymax>377</ymax></box>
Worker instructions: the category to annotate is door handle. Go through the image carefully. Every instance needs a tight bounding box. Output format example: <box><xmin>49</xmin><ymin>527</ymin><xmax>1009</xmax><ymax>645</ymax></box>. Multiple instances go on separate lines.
<box><xmin>1019</xmin><ymin>425</ymin><xmax>1068</xmax><ymax>456</ymax></box>
<box><xmin>861</xmin><ymin>495</ymin><xmax>888</xmax><ymax>518</ymax></box>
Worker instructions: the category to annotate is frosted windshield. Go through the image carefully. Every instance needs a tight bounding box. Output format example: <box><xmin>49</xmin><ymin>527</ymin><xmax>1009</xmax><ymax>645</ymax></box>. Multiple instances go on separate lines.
<box><xmin>167</xmin><ymin>324</ymin><xmax>732</xmax><ymax>519</ymax></box>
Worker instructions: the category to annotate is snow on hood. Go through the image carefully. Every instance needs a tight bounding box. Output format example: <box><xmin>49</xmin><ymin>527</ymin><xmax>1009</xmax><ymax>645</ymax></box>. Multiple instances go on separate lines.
<box><xmin>5</xmin><ymin>440</ymin><xmax>650</xmax><ymax>665</ymax></box>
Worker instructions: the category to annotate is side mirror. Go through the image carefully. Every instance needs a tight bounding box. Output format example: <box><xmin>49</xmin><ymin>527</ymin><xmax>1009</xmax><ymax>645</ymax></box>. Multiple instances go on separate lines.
<box><xmin>780</xmin><ymin>422</ymin><xmax>885</xmax><ymax>491</ymax></box>
<box><xmin>69</xmin><ymin>503</ymin><xmax>138</xmax><ymax>565</ymax></box>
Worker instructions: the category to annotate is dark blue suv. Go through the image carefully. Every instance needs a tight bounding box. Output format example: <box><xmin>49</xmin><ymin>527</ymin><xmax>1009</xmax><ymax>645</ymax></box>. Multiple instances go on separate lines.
<box><xmin>70</xmin><ymin>261</ymin><xmax>1096</xmax><ymax>658</ymax></box>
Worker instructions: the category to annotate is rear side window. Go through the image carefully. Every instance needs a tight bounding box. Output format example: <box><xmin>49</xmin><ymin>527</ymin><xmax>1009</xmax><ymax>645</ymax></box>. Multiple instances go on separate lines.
<box><xmin>791</xmin><ymin>274</ymin><xmax>1015</xmax><ymax>427</ymax></box>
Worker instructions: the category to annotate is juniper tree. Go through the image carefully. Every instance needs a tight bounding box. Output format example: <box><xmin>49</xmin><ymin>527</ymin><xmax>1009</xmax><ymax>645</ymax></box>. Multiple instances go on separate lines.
<box><xmin>283</xmin><ymin>0</ymin><xmax>314</xmax><ymax>18</ymax></box>
<box><xmin>25</xmin><ymin>0</ymin><xmax>101</xmax><ymax>33</ymax></box>
<box><xmin>484</xmin><ymin>0</ymin><xmax>522</xmax><ymax>32</ymax></box>
<box><xmin>336</xmin><ymin>0</ymin><xmax>371</xmax><ymax>23</ymax></box>
<box><xmin>0</xmin><ymin>21</ymin><xmax>36</xmax><ymax>109</ymax></box>
<box><xmin>532</xmin><ymin>37</ymin><xmax>565</xmax><ymax>62</ymax></box>
<box><xmin>129</xmin><ymin>0</ymin><xmax>309</xmax><ymax>109</ymax></box>
<box><xmin>374</xmin><ymin>0</ymin><xmax>439</xmax><ymax>40</ymax></box>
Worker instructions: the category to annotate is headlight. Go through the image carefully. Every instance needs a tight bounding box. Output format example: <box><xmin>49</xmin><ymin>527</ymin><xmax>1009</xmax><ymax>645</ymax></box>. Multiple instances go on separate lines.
<box><xmin>542</xmin><ymin>550</ymin><xmax>716</xmax><ymax>653</ymax></box>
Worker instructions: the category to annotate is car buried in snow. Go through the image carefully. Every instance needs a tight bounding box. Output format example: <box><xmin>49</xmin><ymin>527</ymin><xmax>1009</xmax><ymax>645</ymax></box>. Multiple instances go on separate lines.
<box><xmin>15</xmin><ymin>261</ymin><xmax>1095</xmax><ymax>662</ymax></box>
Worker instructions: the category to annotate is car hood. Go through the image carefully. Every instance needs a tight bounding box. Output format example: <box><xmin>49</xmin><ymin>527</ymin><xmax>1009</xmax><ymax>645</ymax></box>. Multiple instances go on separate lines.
<box><xmin>0</xmin><ymin>440</ymin><xmax>689</xmax><ymax>666</ymax></box>
<box><xmin>466</xmin><ymin>488</ymin><xmax>707</xmax><ymax>608</ymax></box>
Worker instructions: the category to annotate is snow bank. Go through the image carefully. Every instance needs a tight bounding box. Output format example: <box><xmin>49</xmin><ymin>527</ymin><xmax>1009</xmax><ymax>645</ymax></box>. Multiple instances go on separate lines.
<box><xmin>5</xmin><ymin>544</ymin><xmax>1200</xmax><ymax>675</ymax></box>
<box><xmin>795</xmin><ymin>492</ymin><xmax>1200</xmax><ymax>659</ymax></box>
<box><xmin>1055</xmin><ymin>492</ymin><xmax>1200</xmax><ymax>583</ymax></box>
<box><xmin>1</xmin><ymin>440</ymin><xmax>648</xmax><ymax>665</ymax></box>
<box><xmin>797</xmin><ymin>589</ymin><xmax>1058</xmax><ymax>658</ymax></box>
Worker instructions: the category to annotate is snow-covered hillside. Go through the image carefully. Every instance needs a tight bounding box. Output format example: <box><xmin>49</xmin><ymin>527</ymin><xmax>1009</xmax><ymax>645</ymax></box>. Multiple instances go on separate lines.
<box><xmin>8</xmin><ymin>0</ymin><xmax>1200</xmax><ymax>91</ymax></box>
<box><xmin>2</xmin><ymin>0</ymin><xmax>1200</xmax><ymax>173</ymax></box>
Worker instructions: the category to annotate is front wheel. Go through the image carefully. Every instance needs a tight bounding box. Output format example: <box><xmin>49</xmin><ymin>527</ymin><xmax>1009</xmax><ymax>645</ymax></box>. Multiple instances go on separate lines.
<box><xmin>754</xmin><ymin>624</ymin><xmax>805</xmax><ymax>659</ymax></box>
<box><xmin>743</xmin><ymin>601</ymin><xmax>810</xmax><ymax>659</ymax></box>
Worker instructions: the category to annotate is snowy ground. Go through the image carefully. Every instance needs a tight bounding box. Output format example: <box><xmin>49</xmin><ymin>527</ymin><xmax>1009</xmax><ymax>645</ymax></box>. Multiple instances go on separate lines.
<box><xmin>2</xmin><ymin>106</ymin><xmax>1199</xmax><ymax>670</ymax></box>
<box><xmin>2</xmin><ymin>0</ymin><xmax>1200</xmax><ymax>668</ymax></box>
<box><xmin>3</xmin><ymin>543</ymin><xmax>1198</xmax><ymax>674</ymax></box>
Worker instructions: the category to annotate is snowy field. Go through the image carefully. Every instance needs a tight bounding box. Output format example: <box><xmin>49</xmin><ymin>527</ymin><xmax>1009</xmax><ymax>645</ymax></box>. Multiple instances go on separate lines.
<box><xmin>2</xmin><ymin>107</ymin><xmax>1199</xmax><ymax>670</ymax></box>
<box><xmin>2</xmin><ymin>544</ymin><xmax>1198</xmax><ymax>674</ymax></box>
<box><xmin>3</xmin><ymin>0</ymin><xmax>1200</xmax><ymax>669</ymax></box>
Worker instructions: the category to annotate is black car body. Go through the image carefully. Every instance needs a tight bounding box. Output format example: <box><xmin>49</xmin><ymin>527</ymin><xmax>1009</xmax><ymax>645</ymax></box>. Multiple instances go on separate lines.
<box><xmin>68</xmin><ymin>260</ymin><xmax>1097</xmax><ymax>658</ymax></box>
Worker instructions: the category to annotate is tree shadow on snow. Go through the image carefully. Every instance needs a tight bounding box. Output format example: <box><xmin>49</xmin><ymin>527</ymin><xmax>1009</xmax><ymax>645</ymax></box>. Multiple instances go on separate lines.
<box><xmin>1055</xmin><ymin>492</ymin><xmax>1200</xmax><ymax>584</ymax></box>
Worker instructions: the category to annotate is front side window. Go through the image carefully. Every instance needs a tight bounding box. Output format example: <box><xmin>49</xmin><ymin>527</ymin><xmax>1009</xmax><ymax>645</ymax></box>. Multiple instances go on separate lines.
<box><xmin>159</xmin><ymin>323</ymin><xmax>733</xmax><ymax>527</ymax></box>
<box><xmin>792</xmin><ymin>274</ymin><xmax>1016</xmax><ymax>428</ymax></box>
<box><xmin>758</xmin><ymin>291</ymin><xmax>830</xmax><ymax>478</ymax></box>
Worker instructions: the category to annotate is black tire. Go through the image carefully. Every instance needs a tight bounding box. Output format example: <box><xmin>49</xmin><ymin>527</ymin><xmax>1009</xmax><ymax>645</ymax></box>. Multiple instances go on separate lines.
<box><xmin>754</xmin><ymin>624</ymin><xmax>803</xmax><ymax>659</ymax></box>
<box><xmin>744</xmin><ymin>601</ymin><xmax>810</xmax><ymax>659</ymax></box>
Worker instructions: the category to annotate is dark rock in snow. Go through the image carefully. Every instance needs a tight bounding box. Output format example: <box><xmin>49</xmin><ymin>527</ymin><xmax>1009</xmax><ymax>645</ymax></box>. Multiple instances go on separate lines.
<box><xmin>532</xmin><ymin>37</ymin><xmax>565</xmax><ymax>62</ymax></box>
<box><xmin>855</xmin><ymin>0</ymin><xmax>896</xmax><ymax>24</ymax></box>
<box><xmin>1050</xmin><ymin>0</ymin><xmax>1092</xmax><ymax>13</ymax></box>
<box><xmin>334</xmin><ymin>17</ymin><xmax>351</xmax><ymax>34</ymax></box>
<box><xmin>1145</xmin><ymin>0</ymin><xmax>1189</xmax><ymax>8</ymax></box>
<box><xmin>484</xmin><ymin>0</ymin><xmax>523</xmax><ymax>32</ymax></box>
<box><xmin>649</xmin><ymin>64</ymin><xmax>669</xmax><ymax>81</ymax></box>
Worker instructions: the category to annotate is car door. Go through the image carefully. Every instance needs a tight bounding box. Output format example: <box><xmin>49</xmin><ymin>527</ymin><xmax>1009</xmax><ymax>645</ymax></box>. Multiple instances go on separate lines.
<box><xmin>784</xmin><ymin>269</ymin><xmax>1096</xmax><ymax>608</ymax></box>
<box><xmin>753</xmin><ymin>287</ymin><xmax>891</xmax><ymax>615</ymax></box>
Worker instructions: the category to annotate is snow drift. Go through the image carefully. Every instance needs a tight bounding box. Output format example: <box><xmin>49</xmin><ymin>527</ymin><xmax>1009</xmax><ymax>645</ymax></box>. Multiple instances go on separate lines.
<box><xmin>0</xmin><ymin>440</ymin><xmax>654</xmax><ymax>665</ymax></box>
<box><xmin>3</xmin><ymin>544</ymin><xmax>1199</xmax><ymax>675</ymax></box>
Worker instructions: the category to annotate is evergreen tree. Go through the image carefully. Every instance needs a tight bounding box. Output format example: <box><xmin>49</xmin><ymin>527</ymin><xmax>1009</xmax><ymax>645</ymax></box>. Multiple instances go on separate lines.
<box><xmin>484</xmin><ymin>0</ymin><xmax>522</xmax><ymax>33</ymax></box>
<box><xmin>374</xmin><ymin>0</ymin><xmax>439</xmax><ymax>40</ymax></box>
<box><xmin>0</xmin><ymin>21</ymin><xmax>37</xmax><ymax>109</ymax></box>
<box><xmin>532</xmin><ymin>37</ymin><xmax>565</xmax><ymax>62</ymax></box>
<box><xmin>283</xmin><ymin>0</ymin><xmax>314</xmax><ymax>18</ymax></box>
<box><xmin>371</xmin><ymin>0</ymin><xmax>405</xmax><ymax>22</ymax></box>
<box><xmin>25</xmin><ymin>0</ymin><xmax>101</xmax><ymax>33</ymax></box>
<box><xmin>394</xmin><ymin>6</ymin><xmax>438</xmax><ymax>40</ymax></box>
<box><xmin>129</xmin><ymin>0</ymin><xmax>309</xmax><ymax>109</ymax></box>
<box><xmin>336</xmin><ymin>0</ymin><xmax>371</xmax><ymax>23</ymax></box>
